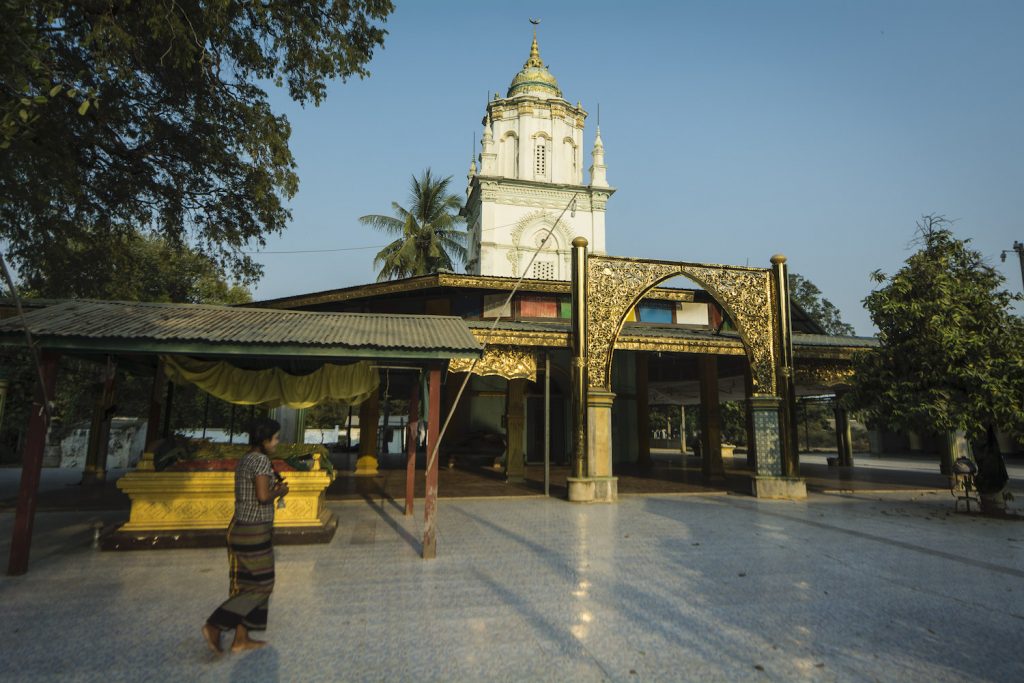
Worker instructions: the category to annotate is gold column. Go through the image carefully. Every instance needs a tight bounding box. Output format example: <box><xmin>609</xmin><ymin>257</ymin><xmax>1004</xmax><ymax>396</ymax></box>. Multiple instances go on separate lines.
<box><xmin>570</xmin><ymin>236</ymin><xmax>588</xmax><ymax>479</ymax></box>
<box><xmin>698</xmin><ymin>356</ymin><xmax>725</xmax><ymax>479</ymax></box>
<box><xmin>771</xmin><ymin>254</ymin><xmax>799</xmax><ymax>477</ymax></box>
<box><xmin>505</xmin><ymin>378</ymin><xmax>526</xmax><ymax>483</ymax></box>
<box><xmin>355</xmin><ymin>388</ymin><xmax>380</xmax><ymax>476</ymax></box>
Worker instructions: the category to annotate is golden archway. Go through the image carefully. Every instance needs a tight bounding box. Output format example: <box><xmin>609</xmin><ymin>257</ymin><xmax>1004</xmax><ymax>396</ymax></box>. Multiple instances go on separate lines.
<box><xmin>585</xmin><ymin>255</ymin><xmax>779</xmax><ymax>395</ymax></box>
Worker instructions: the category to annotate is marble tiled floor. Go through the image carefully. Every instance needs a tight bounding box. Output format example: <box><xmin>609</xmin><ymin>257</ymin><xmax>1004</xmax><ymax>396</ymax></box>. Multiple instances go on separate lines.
<box><xmin>1</xmin><ymin>492</ymin><xmax>1022</xmax><ymax>682</ymax></box>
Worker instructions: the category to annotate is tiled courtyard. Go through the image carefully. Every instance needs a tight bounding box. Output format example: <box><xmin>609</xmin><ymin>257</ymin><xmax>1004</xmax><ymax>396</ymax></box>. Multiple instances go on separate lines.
<box><xmin>2</xmin><ymin>489</ymin><xmax>1022</xmax><ymax>682</ymax></box>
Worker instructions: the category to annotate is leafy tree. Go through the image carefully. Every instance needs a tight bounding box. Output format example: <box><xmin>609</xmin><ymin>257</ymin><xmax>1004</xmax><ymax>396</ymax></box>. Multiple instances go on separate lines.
<box><xmin>22</xmin><ymin>232</ymin><xmax>251</xmax><ymax>304</ymax></box>
<box><xmin>1</xmin><ymin>0</ymin><xmax>394</xmax><ymax>287</ymax></box>
<box><xmin>0</xmin><ymin>234</ymin><xmax>253</xmax><ymax>460</ymax></box>
<box><xmin>789</xmin><ymin>273</ymin><xmax>856</xmax><ymax>336</ymax></box>
<box><xmin>360</xmin><ymin>169</ymin><xmax>467</xmax><ymax>281</ymax></box>
<box><xmin>849</xmin><ymin>215</ymin><xmax>1024</xmax><ymax>478</ymax></box>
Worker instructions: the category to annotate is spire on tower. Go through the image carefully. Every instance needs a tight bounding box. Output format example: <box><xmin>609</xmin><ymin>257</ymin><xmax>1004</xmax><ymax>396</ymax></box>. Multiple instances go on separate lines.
<box><xmin>589</xmin><ymin>126</ymin><xmax>608</xmax><ymax>188</ymax></box>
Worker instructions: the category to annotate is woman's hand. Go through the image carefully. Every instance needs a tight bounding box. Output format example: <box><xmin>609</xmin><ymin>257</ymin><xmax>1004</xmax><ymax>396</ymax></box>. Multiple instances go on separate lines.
<box><xmin>274</xmin><ymin>481</ymin><xmax>290</xmax><ymax>498</ymax></box>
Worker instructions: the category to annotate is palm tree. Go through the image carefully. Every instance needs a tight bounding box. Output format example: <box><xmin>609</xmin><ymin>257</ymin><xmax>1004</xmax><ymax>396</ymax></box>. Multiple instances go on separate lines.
<box><xmin>360</xmin><ymin>169</ymin><xmax>467</xmax><ymax>281</ymax></box>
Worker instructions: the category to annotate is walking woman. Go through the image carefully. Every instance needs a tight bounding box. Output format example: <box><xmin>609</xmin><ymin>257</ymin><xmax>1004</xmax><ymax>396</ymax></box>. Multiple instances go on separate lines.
<box><xmin>202</xmin><ymin>417</ymin><xmax>289</xmax><ymax>654</ymax></box>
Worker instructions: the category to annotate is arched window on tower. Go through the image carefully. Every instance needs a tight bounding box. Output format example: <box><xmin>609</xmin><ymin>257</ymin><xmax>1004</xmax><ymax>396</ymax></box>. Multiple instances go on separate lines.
<box><xmin>534</xmin><ymin>138</ymin><xmax>547</xmax><ymax>179</ymax></box>
<box><xmin>563</xmin><ymin>137</ymin><xmax>578</xmax><ymax>183</ymax></box>
<box><xmin>501</xmin><ymin>132</ymin><xmax>519</xmax><ymax>178</ymax></box>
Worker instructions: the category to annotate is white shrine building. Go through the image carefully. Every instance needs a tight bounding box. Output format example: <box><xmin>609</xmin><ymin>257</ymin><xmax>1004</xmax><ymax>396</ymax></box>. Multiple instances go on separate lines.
<box><xmin>464</xmin><ymin>33</ymin><xmax>613</xmax><ymax>281</ymax></box>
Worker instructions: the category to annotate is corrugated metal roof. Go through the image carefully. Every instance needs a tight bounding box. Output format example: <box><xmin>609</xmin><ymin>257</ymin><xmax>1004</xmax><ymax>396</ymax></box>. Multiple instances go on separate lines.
<box><xmin>0</xmin><ymin>300</ymin><xmax>482</xmax><ymax>358</ymax></box>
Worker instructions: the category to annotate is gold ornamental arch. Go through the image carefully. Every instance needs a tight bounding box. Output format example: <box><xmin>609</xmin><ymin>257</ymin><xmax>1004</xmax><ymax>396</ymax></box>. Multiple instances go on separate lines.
<box><xmin>586</xmin><ymin>255</ymin><xmax>780</xmax><ymax>395</ymax></box>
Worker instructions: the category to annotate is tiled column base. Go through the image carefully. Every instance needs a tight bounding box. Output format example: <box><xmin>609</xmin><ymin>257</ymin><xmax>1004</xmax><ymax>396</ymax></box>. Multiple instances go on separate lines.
<box><xmin>567</xmin><ymin>476</ymin><xmax>618</xmax><ymax>502</ymax></box>
<box><xmin>751</xmin><ymin>476</ymin><xmax>807</xmax><ymax>500</ymax></box>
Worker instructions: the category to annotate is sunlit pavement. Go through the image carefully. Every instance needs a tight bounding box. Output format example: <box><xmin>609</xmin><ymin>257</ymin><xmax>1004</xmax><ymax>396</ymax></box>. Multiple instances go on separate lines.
<box><xmin>1</xmin><ymin>491</ymin><xmax>1022</xmax><ymax>682</ymax></box>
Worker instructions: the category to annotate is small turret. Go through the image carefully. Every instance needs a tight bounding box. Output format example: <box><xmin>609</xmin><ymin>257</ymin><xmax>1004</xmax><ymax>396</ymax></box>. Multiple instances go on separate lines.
<box><xmin>480</xmin><ymin>112</ymin><xmax>497</xmax><ymax>175</ymax></box>
<box><xmin>589</xmin><ymin>127</ymin><xmax>608</xmax><ymax>187</ymax></box>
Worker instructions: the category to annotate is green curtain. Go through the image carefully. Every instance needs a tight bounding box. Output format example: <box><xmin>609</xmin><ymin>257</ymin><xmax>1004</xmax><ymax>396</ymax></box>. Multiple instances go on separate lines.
<box><xmin>161</xmin><ymin>356</ymin><xmax>379</xmax><ymax>409</ymax></box>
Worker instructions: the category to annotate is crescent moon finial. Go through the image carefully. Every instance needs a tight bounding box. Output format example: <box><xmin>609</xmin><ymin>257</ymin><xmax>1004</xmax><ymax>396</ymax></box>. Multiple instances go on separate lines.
<box><xmin>529</xmin><ymin>18</ymin><xmax>540</xmax><ymax>25</ymax></box>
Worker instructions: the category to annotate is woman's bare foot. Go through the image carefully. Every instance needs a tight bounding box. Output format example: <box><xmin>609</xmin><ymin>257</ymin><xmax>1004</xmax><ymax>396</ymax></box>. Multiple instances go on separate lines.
<box><xmin>201</xmin><ymin>623</ymin><xmax>223</xmax><ymax>654</ymax></box>
<box><xmin>230</xmin><ymin>639</ymin><xmax>267</xmax><ymax>653</ymax></box>
<box><xmin>230</xmin><ymin>624</ymin><xmax>267</xmax><ymax>653</ymax></box>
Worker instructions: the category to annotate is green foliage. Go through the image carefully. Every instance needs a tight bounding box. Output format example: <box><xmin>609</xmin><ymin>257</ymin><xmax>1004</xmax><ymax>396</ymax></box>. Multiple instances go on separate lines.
<box><xmin>849</xmin><ymin>215</ymin><xmax>1024</xmax><ymax>439</ymax></box>
<box><xmin>1</xmin><ymin>0</ymin><xmax>393</xmax><ymax>286</ymax></box>
<box><xmin>789</xmin><ymin>273</ymin><xmax>856</xmax><ymax>336</ymax></box>
<box><xmin>22</xmin><ymin>232</ymin><xmax>252</xmax><ymax>303</ymax></box>
<box><xmin>361</xmin><ymin>169</ymin><xmax>468</xmax><ymax>281</ymax></box>
<box><xmin>0</xmin><ymin>234</ymin><xmax>253</xmax><ymax>458</ymax></box>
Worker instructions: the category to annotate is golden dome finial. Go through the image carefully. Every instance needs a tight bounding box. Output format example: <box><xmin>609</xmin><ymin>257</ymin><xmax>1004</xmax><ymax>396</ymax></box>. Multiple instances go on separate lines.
<box><xmin>525</xmin><ymin>31</ymin><xmax>543</xmax><ymax>68</ymax></box>
<box><xmin>507</xmin><ymin>20</ymin><xmax>562</xmax><ymax>98</ymax></box>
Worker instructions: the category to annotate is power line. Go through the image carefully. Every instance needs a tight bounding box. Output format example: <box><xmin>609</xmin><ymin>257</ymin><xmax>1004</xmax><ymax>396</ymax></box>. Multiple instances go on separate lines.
<box><xmin>244</xmin><ymin>245</ymin><xmax>384</xmax><ymax>255</ymax></box>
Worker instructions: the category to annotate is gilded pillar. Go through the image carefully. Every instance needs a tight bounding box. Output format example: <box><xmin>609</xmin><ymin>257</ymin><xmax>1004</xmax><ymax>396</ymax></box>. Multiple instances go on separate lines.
<box><xmin>570</xmin><ymin>236</ymin><xmax>588</xmax><ymax>479</ymax></box>
<box><xmin>635</xmin><ymin>353</ymin><xmax>651</xmax><ymax>467</ymax></box>
<box><xmin>698</xmin><ymin>356</ymin><xmax>725</xmax><ymax>479</ymax></box>
<box><xmin>505</xmin><ymin>378</ymin><xmax>526</xmax><ymax>483</ymax></box>
<box><xmin>771</xmin><ymin>254</ymin><xmax>799</xmax><ymax>477</ymax></box>
<box><xmin>355</xmin><ymin>388</ymin><xmax>380</xmax><ymax>476</ymax></box>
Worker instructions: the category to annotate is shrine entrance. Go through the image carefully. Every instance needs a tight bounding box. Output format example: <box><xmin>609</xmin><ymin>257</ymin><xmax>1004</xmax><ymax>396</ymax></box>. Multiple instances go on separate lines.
<box><xmin>567</xmin><ymin>238</ymin><xmax>807</xmax><ymax>502</ymax></box>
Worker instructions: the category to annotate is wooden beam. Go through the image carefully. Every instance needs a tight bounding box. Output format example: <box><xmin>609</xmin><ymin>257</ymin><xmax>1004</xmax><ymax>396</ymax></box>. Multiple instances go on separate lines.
<box><xmin>8</xmin><ymin>351</ymin><xmax>59</xmax><ymax>576</ymax></box>
<box><xmin>422</xmin><ymin>366</ymin><xmax>441</xmax><ymax>559</ymax></box>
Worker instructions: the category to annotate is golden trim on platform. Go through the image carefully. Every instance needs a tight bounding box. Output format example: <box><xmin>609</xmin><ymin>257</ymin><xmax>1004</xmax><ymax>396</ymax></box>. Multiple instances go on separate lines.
<box><xmin>449</xmin><ymin>345</ymin><xmax>537</xmax><ymax>382</ymax></box>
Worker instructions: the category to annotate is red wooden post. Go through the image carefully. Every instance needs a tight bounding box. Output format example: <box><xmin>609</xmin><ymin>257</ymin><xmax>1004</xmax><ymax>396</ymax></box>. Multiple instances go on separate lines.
<box><xmin>8</xmin><ymin>352</ymin><xmax>59</xmax><ymax>576</ymax></box>
<box><xmin>422</xmin><ymin>366</ymin><xmax>441</xmax><ymax>559</ymax></box>
<box><xmin>405</xmin><ymin>378</ymin><xmax>419</xmax><ymax>516</ymax></box>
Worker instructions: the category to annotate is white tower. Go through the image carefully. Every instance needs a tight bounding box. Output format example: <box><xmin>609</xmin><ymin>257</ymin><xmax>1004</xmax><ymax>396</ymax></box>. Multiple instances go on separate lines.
<box><xmin>464</xmin><ymin>33</ymin><xmax>614</xmax><ymax>280</ymax></box>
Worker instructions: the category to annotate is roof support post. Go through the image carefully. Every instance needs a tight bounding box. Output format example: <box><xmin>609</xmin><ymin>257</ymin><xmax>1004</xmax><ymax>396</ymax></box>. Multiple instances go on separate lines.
<box><xmin>82</xmin><ymin>356</ymin><xmax>117</xmax><ymax>485</ymax></box>
<box><xmin>698</xmin><ymin>355</ymin><xmax>725</xmax><ymax>479</ymax></box>
<box><xmin>422</xmin><ymin>365</ymin><xmax>441</xmax><ymax>559</ymax></box>
<box><xmin>8</xmin><ymin>351</ymin><xmax>59</xmax><ymax>576</ymax></box>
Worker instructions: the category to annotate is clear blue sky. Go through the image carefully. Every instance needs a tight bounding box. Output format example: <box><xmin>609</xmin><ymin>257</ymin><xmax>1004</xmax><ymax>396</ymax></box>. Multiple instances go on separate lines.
<box><xmin>253</xmin><ymin>0</ymin><xmax>1024</xmax><ymax>335</ymax></box>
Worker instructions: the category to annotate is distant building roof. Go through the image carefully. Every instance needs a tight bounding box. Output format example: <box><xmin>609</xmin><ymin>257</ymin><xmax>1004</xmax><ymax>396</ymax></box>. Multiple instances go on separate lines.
<box><xmin>0</xmin><ymin>299</ymin><xmax>482</xmax><ymax>361</ymax></box>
